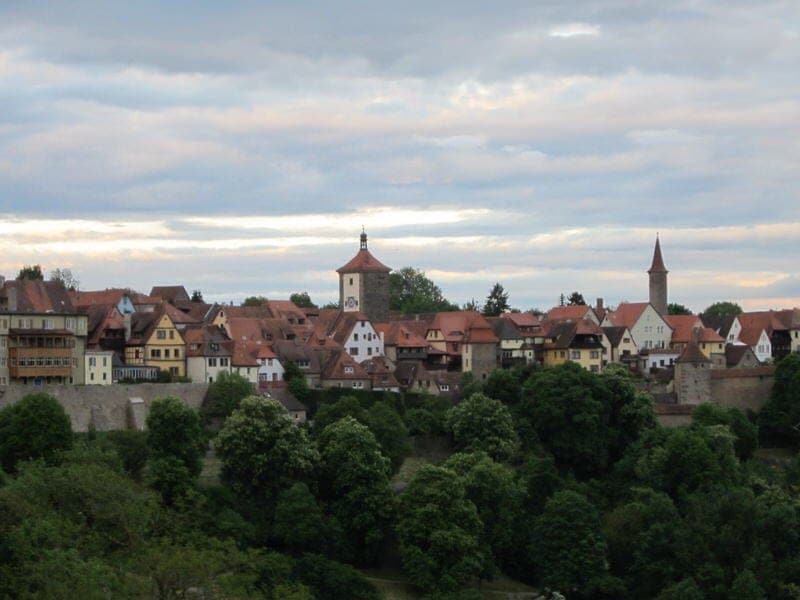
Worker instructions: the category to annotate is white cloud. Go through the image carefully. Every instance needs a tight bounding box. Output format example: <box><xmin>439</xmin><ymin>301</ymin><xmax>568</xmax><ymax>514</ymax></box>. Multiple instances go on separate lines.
<box><xmin>549</xmin><ymin>23</ymin><xmax>600</xmax><ymax>38</ymax></box>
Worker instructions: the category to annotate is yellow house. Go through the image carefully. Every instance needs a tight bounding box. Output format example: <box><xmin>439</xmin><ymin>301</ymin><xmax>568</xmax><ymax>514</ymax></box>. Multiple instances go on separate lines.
<box><xmin>125</xmin><ymin>308</ymin><xmax>186</xmax><ymax>378</ymax></box>
<box><xmin>541</xmin><ymin>320</ymin><xmax>604</xmax><ymax>373</ymax></box>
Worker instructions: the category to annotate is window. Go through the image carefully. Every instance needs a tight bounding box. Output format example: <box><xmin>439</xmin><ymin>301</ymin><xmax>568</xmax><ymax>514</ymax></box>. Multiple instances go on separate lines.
<box><xmin>102</xmin><ymin>373</ymin><xmax>107</xmax><ymax>380</ymax></box>
<box><xmin>151</xmin><ymin>349</ymin><xmax>161</xmax><ymax>358</ymax></box>
<box><xmin>209</xmin><ymin>358</ymin><xmax>217</xmax><ymax>367</ymax></box>
<box><xmin>174</xmin><ymin>348</ymin><xmax>180</xmax><ymax>358</ymax></box>
<box><xmin>440</xmin><ymin>384</ymin><xmax>449</xmax><ymax>391</ymax></box>
<box><xmin>360</xmin><ymin>321</ymin><xmax>365</xmax><ymax>328</ymax></box>
<box><xmin>169</xmin><ymin>330</ymin><xmax>175</xmax><ymax>339</ymax></box>
<box><xmin>90</xmin><ymin>373</ymin><xmax>94</xmax><ymax>381</ymax></box>
<box><xmin>349</xmin><ymin>277</ymin><xmax>353</xmax><ymax>285</ymax></box>
<box><xmin>354</xmin><ymin>333</ymin><xmax>359</xmax><ymax>341</ymax></box>
<box><xmin>570</xmin><ymin>350</ymin><xmax>581</xmax><ymax>359</ymax></box>
<box><xmin>623</xmin><ymin>337</ymin><xmax>630</xmax><ymax>343</ymax></box>
<box><xmin>344</xmin><ymin>366</ymin><xmax>354</xmax><ymax>374</ymax></box>
<box><xmin>367</xmin><ymin>347</ymin><xmax>373</xmax><ymax>356</ymax></box>
<box><xmin>89</xmin><ymin>357</ymin><xmax>96</xmax><ymax>366</ymax></box>
<box><xmin>590</xmin><ymin>351</ymin><xmax>600</xmax><ymax>359</ymax></box>
<box><xmin>350</xmin><ymin>347</ymin><xmax>359</xmax><ymax>356</ymax></box>
<box><xmin>157</xmin><ymin>330</ymin><xmax>166</xmax><ymax>339</ymax></box>
<box><xmin>164</xmin><ymin>349</ymin><xmax>171</xmax><ymax>358</ymax></box>
<box><xmin>220</xmin><ymin>358</ymin><xmax>229</xmax><ymax>367</ymax></box>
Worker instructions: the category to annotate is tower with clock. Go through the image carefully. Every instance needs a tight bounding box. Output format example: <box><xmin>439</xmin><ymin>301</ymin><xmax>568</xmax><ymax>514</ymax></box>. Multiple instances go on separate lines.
<box><xmin>336</xmin><ymin>230</ymin><xmax>391</xmax><ymax>323</ymax></box>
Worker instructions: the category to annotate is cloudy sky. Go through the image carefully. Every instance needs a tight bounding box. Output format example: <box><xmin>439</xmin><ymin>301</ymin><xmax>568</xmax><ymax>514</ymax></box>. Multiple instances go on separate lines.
<box><xmin>1</xmin><ymin>1</ymin><xmax>798</xmax><ymax>312</ymax></box>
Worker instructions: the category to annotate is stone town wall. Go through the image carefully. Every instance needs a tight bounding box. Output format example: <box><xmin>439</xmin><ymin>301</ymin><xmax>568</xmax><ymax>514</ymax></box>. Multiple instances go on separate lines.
<box><xmin>0</xmin><ymin>383</ymin><xmax>209</xmax><ymax>432</ymax></box>
<box><xmin>674</xmin><ymin>363</ymin><xmax>713</xmax><ymax>405</ymax></box>
<box><xmin>470</xmin><ymin>343</ymin><xmax>498</xmax><ymax>382</ymax></box>
<box><xmin>709</xmin><ymin>367</ymin><xmax>775</xmax><ymax>413</ymax></box>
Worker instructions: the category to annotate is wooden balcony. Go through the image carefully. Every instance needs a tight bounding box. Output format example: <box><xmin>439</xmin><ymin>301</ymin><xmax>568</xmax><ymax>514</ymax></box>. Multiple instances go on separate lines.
<box><xmin>8</xmin><ymin>347</ymin><xmax>73</xmax><ymax>378</ymax></box>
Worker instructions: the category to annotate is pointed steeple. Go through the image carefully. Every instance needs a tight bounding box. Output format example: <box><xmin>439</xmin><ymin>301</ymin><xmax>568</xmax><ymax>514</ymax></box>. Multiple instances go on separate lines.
<box><xmin>648</xmin><ymin>235</ymin><xmax>668</xmax><ymax>274</ymax></box>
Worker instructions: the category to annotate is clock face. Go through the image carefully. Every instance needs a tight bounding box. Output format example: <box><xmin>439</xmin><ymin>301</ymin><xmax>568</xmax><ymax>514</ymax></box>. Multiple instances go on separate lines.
<box><xmin>345</xmin><ymin>296</ymin><xmax>357</xmax><ymax>309</ymax></box>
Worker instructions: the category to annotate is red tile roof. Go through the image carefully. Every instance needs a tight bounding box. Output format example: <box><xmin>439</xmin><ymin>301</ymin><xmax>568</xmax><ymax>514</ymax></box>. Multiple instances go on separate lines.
<box><xmin>545</xmin><ymin>305</ymin><xmax>597</xmax><ymax>323</ymax></box>
<box><xmin>604</xmin><ymin>302</ymin><xmax>654</xmax><ymax>329</ymax></box>
<box><xmin>1</xmin><ymin>280</ymin><xmax>77</xmax><ymax>314</ymax></box>
<box><xmin>737</xmin><ymin>311</ymin><xmax>786</xmax><ymax>346</ymax></box>
<box><xmin>428</xmin><ymin>311</ymin><xmax>499</xmax><ymax>344</ymax></box>
<box><xmin>376</xmin><ymin>321</ymin><xmax>428</xmax><ymax>348</ymax></box>
<box><xmin>665</xmin><ymin>315</ymin><xmax>703</xmax><ymax>343</ymax></box>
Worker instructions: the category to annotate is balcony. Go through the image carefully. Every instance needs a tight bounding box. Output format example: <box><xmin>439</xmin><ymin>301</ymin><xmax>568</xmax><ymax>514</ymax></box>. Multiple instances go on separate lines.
<box><xmin>9</xmin><ymin>347</ymin><xmax>73</xmax><ymax>378</ymax></box>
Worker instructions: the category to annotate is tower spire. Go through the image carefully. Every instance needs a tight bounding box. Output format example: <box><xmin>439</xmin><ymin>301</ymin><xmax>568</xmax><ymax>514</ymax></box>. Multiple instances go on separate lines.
<box><xmin>649</xmin><ymin>234</ymin><xmax>667</xmax><ymax>273</ymax></box>
<box><xmin>360</xmin><ymin>227</ymin><xmax>368</xmax><ymax>250</ymax></box>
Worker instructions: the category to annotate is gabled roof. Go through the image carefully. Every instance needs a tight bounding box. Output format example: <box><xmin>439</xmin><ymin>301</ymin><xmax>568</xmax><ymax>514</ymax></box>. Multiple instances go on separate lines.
<box><xmin>665</xmin><ymin>315</ymin><xmax>703</xmax><ymax>344</ymax></box>
<box><xmin>649</xmin><ymin>236</ymin><xmax>668</xmax><ymax>273</ymax></box>
<box><xmin>0</xmin><ymin>280</ymin><xmax>77</xmax><ymax>314</ymax></box>
<box><xmin>500</xmin><ymin>311</ymin><xmax>541</xmax><ymax>329</ymax></box>
<box><xmin>375</xmin><ymin>321</ymin><xmax>428</xmax><ymax>348</ymax></box>
<box><xmin>127</xmin><ymin>305</ymin><xmax>182</xmax><ymax>346</ymax></box>
<box><xmin>545</xmin><ymin>305</ymin><xmax>597</xmax><ymax>323</ymax></box>
<box><xmin>775</xmin><ymin>308</ymin><xmax>800</xmax><ymax>330</ymax></box>
<box><xmin>428</xmin><ymin>311</ymin><xmax>498</xmax><ymax>344</ymax></box>
<box><xmin>543</xmin><ymin>319</ymin><xmax>604</xmax><ymax>350</ymax></box>
<box><xmin>150</xmin><ymin>286</ymin><xmax>191</xmax><ymax>304</ymax></box>
<box><xmin>85</xmin><ymin>304</ymin><xmax>125</xmax><ymax>346</ymax></box>
<box><xmin>184</xmin><ymin>325</ymin><xmax>233</xmax><ymax>358</ymax></box>
<box><xmin>604</xmin><ymin>302</ymin><xmax>659</xmax><ymax>329</ymax></box>
<box><xmin>676</xmin><ymin>341</ymin><xmax>711</xmax><ymax>364</ymax></box>
<box><xmin>321</xmin><ymin>350</ymin><xmax>370</xmax><ymax>380</ymax></box>
<box><xmin>336</xmin><ymin>232</ymin><xmax>391</xmax><ymax>274</ymax></box>
<box><xmin>487</xmin><ymin>316</ymin><xmax>524</xmax><ymax>341</ymax></box>
<box><xmin>602</xmin><ymin>326</ymin><xmax>629</xmax><ymax>348</ymax></box>
<box><xmin>361</xmin><ymin>356</ymin><xmax>400</xmax><ymax>389</ymax></box>
<box><xmin>71</xmin><ymin>288</ymin><xmax>135</xmax><ymax>308</ymax></box>
<box><xmin>737</xmin><ymin>311</ymin><xmax>785</xmax><ymax>346</ymax></box>
<box><xmin>725</xmin><ymin>343</ymin><xmax>759</xmax><ymax>367</ymax></box>
<box><xmin>313</xmin><ymin>309</ymin><xmax>372</xmax><ymax>345</ymax></box>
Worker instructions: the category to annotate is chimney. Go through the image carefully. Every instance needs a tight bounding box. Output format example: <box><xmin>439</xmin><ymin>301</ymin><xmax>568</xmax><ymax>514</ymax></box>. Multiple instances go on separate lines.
<box><xmin>596</xmin><ymin>298</ymin><xmax>604</xmax><ymax>311</ymax></box>
<box><xmin>124</xmin><ymin>312</ymin><xmax>132</xmax><ymax>341</ymax></box>
<box><xmin>691</xmin><ymin>326</ymin><xmax>702</xmax><ymax>344</ymax></box>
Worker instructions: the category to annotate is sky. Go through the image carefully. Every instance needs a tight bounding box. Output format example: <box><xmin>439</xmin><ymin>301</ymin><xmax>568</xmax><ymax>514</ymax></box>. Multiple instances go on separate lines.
<box><xmin>0</xmin><ymin>1</ymin><xmax>798</xmax><ymax>312</ymax></box>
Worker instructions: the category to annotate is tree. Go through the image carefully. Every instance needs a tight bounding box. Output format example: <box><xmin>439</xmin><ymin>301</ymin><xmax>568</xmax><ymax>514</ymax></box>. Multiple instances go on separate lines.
<box><xmin>294</xmin><ymin>554</ymin><xmax>381</xmax><ymax>600</ymax></box>
<box><xmin>191</xmin><ymin>290</ymin><xmax>204</xmax><ymax>302</ymax></box>
<box><xmin>49</xmin><ymin>267</ymin><xmax>80</xmax><ymax>291</ymax></box>
<box><xmin>517</xmin><ymin>363</ymin><xmax>611</xmax><ymax>478</ymax></box>
<box><xmin>320</xmin><ymin>300</ymin><xmax>341</xmax><ymax>310</ymax></box>
<box><xmin>0</xmin><ymin>392</ymin><xmax>72</xmax><ymax>472</ymax></box>
<box><xmin>567</xmin><ymin>291</ymin><xmax>586</xmax><ymax>306</ymax></box>
<box><xmin>203</xmin><ymin>371</ymin><xmax>254</xmax><ymax>422</ymax></box>
<box><xmin>106</xmin><ymin>429</ymin><xmax>149</xmax><ymax>479</ymax></box>
<box><xmin>242</xmin><ymin>295</ymin><xmax>268</xmax><ymax>306</ymax></box>
<box><xmin>365</xmin><ymin>400</ymin><xmax>411</xmax><ymax>473</ymax></box>
<box><xmin>313</xmin><ymin>395</ymin><xmax>367</xmax><ymax>435</ymax></box>
<box><xmin>317</xmin><ymin>417</ymin><xmax>394</xmax><ymax>564</ymax></box>
<box><xmin>216</xmin><ymin>396</ymin><xmax>319</xmax><ymax>502</ymax></box>
<box><xmin>668</xmin><ymin>302</ymin><xmax>692</xmax><ymax>315</ymax></box>
<box><xmin>462</xmin><ymin>298</ymin><xmax>482</xmax><ymax>312</ymax></box>
<box><xmin>389</xmin><ymin>267</ymin><xmax>458</xmax><ymax>314</ymax></box>
<box><xmin>531</xmin><ymin>490</ymin><xmax>609</xmax><ymax>596</ymax></box>
<box><xmin>444</xmin><ymin>452</ymin><xmax>523</xmax><ymax>571</ymax></box>
<box><xmin>446</xmin><ymin>393</ymin><xmax>519</xmax><ymax>462</ymax></box>
<box><xmin>397</xmin><ymin>465</ymin><xmax>491</xmax><ymax>593</ymax></box>
<box><xmin>729</xmin><ymin>570</ymin><xmax>764</xmax><ymax>600</ymax></box>
<box><xmin>290</xmin><ymin>292</ymin><xmax>317</xmax><ymax>309</ymax></box>
<box><xmin>16</xmin><ymin>264</ymin><xmax>44</xmax><ymax>280</ymax></box>
<box><xmin>692</xmin><ymin>403</ymin><xmax>758</xmax><ymax>460</ymax></box>
<box><xmin>657</xmin><ymin>578</ymin><xmax>705</xmax><ymax>600</ymax></box>
<box><xmin>484</xmin><ymin>368</ymin><xmax>522</xmax><ymax>405</ymax></box>
<box><xmin>146</xmin><ymin>396</ymin><xmax>206</xmax><ymax>478</ymax></box>
<box><xmin>273</xmin><ymin>483</ymin><xmax>327</xmax><ymax>555</ymax></box>
<box><xmin>702</xmin><ymin>301</ymin><xmax>743</xmax><ymax>317</ymax></box>
<box><xmin>482</xmin><ymin>282</ymin><xmax>509</xmax><ymax>316</ymax></box>
<box><xmin>758</xmin><ymin>353</ymin><xmax>800</xmax><ymax>446</ymax></box>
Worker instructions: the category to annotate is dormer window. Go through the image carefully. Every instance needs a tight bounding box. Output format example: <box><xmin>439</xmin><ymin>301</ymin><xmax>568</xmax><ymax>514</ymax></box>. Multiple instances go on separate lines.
<box><xmin>344</xmin><ymin>366</ymin><xmax>354</xmax><ymax>374</ymax></box>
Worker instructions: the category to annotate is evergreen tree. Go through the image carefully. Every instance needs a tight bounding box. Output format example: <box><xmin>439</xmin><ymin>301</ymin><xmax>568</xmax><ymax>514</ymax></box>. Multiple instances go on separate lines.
<box><xmin>483</xmin><ymin>283</ymin><xmax>510</xmax><ymax>316</ymax></box>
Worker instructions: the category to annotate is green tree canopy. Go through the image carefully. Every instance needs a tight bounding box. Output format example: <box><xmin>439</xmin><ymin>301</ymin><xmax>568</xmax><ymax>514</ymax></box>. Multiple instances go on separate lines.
<box><xmin>365</xmin><ymin>400</ymin><xmax>410</xmax><ymax>473</ymax></box>
<box><xmin>273</xmin><ymin>482</ymin><xmax>327</xmax><ymax>555</ymax></box>
<box><xmin>446</xmin><ymin>393</ymin><xmax>519</xmax><ymax>462</ymax></box>
<box><xmin>49</xmin><ymin>267</ymin><xmax>80</xmax><ymax>291</ymax></box>
<box><xmin>146</xmin><ymin>396</ymin><xmax>206</xmax><ymax>477</ymax></box>
<box><xmin>389</xmin><ymin>267</ymin><xmax>458</xmax><ymax>314</ymax></box>
<box><xmin>203</xmin><ymin>371</ymin><xmax>254</xmax><ymax>422</ymax></box>
<box><xmin>397</xmin><ymin>464</ymin><xmax>491</xmax><ymax>593</ymax></box>
<box><xmin>758</xmin><ymin>353</ymin><xmax>800</xmax><ymax>446</ymax></box>
<box><xmin>702</xmin><ymin>301</ymin><xmax>743</xmax><ymax>317</ymax></box>
<box><xmin>531</xmin><ymin>490</ymin><xmax>609</xmax><ymax>597</ymax></box>
<box><xmin>483</xmin><ymin>368</ymin><xmax>522</xmax><ymax>405</ymax></box>
<box><xmin>482</xmin><ymin>282</ymin><xmax>510</xmax><ymax>316</ymax></box>
<box><xmin>668</xmin><ymin>302</ymin><xmax>692</xmax><ymax>315</ymax></box>
<box><xmin>290</xmin><ymin>292</ymin><xmax>317</xmax><ymax>308</ymax></box>
<box><xmin>216</xmin><ymin>396</ymin><xmax>319</xmax><ymax>503</ymax></box>
<box><xmin>0</xmin><ymin>392</ymin><xmax>72</xmax><ymax>472</ymax></box>
<box><xmin>242</xmin><ymin>295</ymin><xmax>267</xmax><ymax>306</ymax></box>
<box><xmin>190</xmin><ymin>289</ymin><xmax>203</xmax><ymax>302</ymax></box>
<box><xmin>317</xmin><ymin>417</ymin><xmax>394</xmax><ymax>564</ymax></box>
<box><xmin>16</xmin><ymin>264</ymin><xmax>44</xmax><ymax>280</ymax></box>
<box><xmin>567</xmin><ymin>291</ymin><xmax>586</xmax><ymax>306</ymax></box>
<box><xmin>692</xmin><ymin>403</ymin><xmax>758</xmax><ymax>460</ymax></box>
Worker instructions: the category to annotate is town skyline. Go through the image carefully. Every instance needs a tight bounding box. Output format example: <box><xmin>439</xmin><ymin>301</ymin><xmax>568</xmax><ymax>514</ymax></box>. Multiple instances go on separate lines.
<box><xmin>1</xmin><ymin>1</ymin><xmax>798</xmax><ymax>312</ymax></box>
